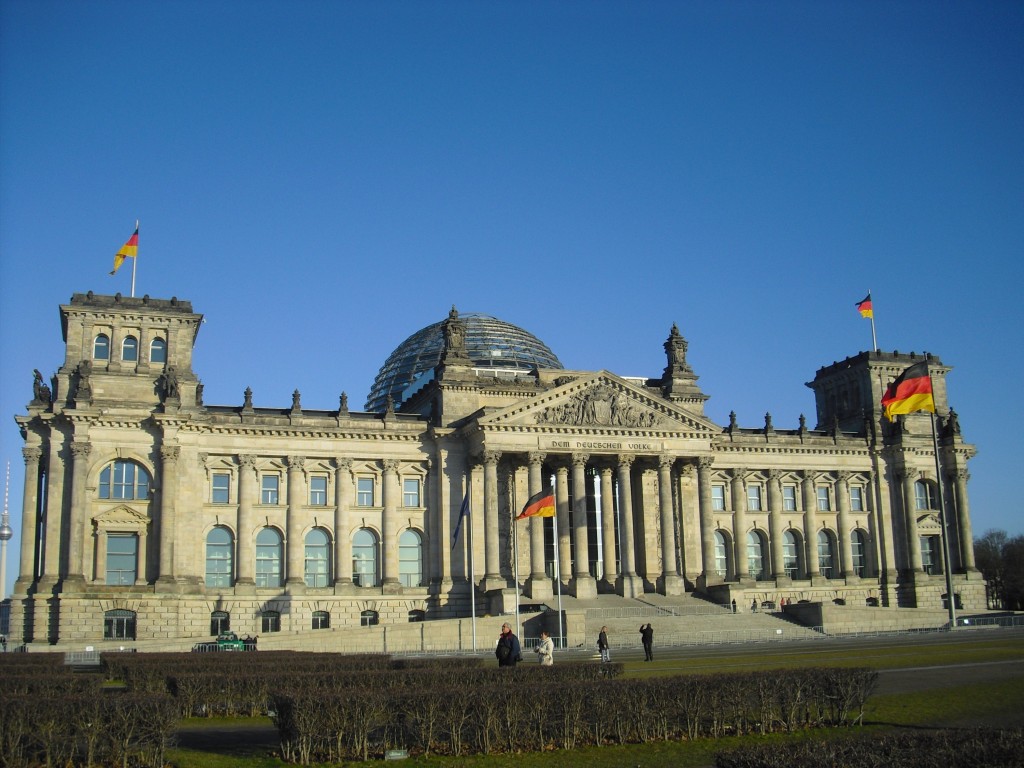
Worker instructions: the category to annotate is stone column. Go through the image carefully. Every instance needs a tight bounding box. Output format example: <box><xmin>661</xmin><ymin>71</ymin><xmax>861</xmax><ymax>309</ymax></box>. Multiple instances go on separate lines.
<box><xmin>767</xmin><ymin>469</ymin><xmax>785</xmax><ymax>579</ymax></box>
<box><xmin>801</xmin><ymin>471</ymin><xmax>819</xmax><ymax>578</ymax></box>
<box><xmin>599</xmin><ymin>465</ymin><xmax>617</xmax><ymax>587</ymax></box>
<box><xmin>836</xmin><ymin>470</ymin><xmax>855</xmax><ymax>579</ymax></box>
<box><xmin>62</xmin><ymin>441</ymin><xmax>90</xmax><ymax>585</ymax></box>
<box><xmin>16</xmin><ymin>446</ymin><xmax>43</xmax><ymax>588</ymax></box>
<box><xmin>615</xmin><ymin>454</ymin><xmax>643</xmax><ymax>597</ymax></box>
<box><xmin>730</xmin><ymin>468</ymin><xmax>749</xmax><ymax>580</ymax></box>
<box><xmin>381</xmin><ymin>458</ymin><xmax>401</xmax><ymax>590</ymax></box>
<box><xmin>951</xmin><ymin>468</ymin><xmax>976</xmax><ymax>571</ymax></box>
<box><xmin>235</xmin><ymin>454</ymin><xmax>257</xmax><ymax>589</ymax></box>
<box><xmin>285</xmin><ymin>456</ymin><xmax>306</xmax><ymax>591</ymax></box>
<box><xmin>657</xmin><ymin>454</ymin><xmax>683</xmax><ymax>595</ymax></box>
<box><xmin>40</xmin><ymin>438</ymin><xmax>64</xmax><ymax>585</ymax></box>
<box><xmin>525</xmin><ymin>452</ymin><xmax>552</xmax><ymax>600</ymax></box>
<box><xmin>696</xmin><ymin>457</ymin><xmax>717</xmax><ymax>581</ymax></box>
<box><xmin>156</xmin><ymin>444</ymin><xmax>180</xmax><ymax>587</ymax></box>
<box><xmin>901</xmin><ymin>467</ymin><xmax>923</xmax><ymax>573</ymax></box>
<box><xmin>333</xmin><ymin>458</ymin><xmax>353</xmax><ymax>588</ymax></box>
<box><xmin>555</xmin><ymin>463</ymin><xmax>571</xmax><ymax>582</ymax></box>
<box><xmin>570</xmin><ymin>452</ymin><xmax>596</xmax><ymax>598</ymax></box>
<box><xmin>482</xmin><ymin>450</ymin><xmax>505</xmax><ymax>590</ymax></box>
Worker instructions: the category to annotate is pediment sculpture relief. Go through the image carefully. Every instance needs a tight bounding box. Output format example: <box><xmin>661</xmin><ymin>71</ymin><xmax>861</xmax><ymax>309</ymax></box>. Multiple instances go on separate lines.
<box><xmin>534</xmin><ymin>384</ymin><xmax>662</xmax><ymax>428</ymax></box>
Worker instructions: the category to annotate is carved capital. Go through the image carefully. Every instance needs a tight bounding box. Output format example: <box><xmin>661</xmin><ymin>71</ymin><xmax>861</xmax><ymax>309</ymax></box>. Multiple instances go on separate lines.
<box><xmin>286</xmin><ymin>455</ymin><xmax>306</xmax><ymax>471</ymax></box>
<box><xmin>70</xmin><ymin>441</ymin><xmax>91</xmax><ymax>459</ymax></box>
<box><xmin>617</xmin><ymin>453</ymin><xmax>635</xmax><ymax>470</ymax></box>
<box><xmin>679</xmin><ymin>463</ymin><xmax>695</xmax><ymax>479</ymax></box>
<box><xmin>238</xmin><ymin>454</ymin><xmax>257</xmax><ymax>470</ymax></box>
<box><xmin>903</xmin><ymin>467</ymin><xmax>920</xmax><ymax>482</ymax></box>
<box><xmin>767</xmin><ymin>469</ymin><xmax>783</xmax><ymax>482</ymax></box>
<box><xmin>22</xmin><ymin>446</ymin><xmax>43</xmax><ymax>463</ymax></box>
<box><xmin>483</xmin><ymin>450</ymin><xmax>501</xmax><ymax>466</ymax></box>
<box><xmin>729</xmin><ymin>468</ymin><xmax>748</xmax><ymax>482</ymax></box>
<box><xmin>836</xmin><ymin>470</ymin><xmax>851</xmax><ymax>484</ymax></box>
<box><xmin>658</xmin><ymin>453</ymin><xmax>675</xmax><ymax>471</ymax></box>
<box><xmin>954</xmin><ymin>468</ymin><xmax>969</xmax><ymax>482</ymax></box>
<box><xmin>528</xmin><ymin>451</ymin><xmax>546</xmax><ymax>468</ymax></box>
<box><xmin>696</xmin><ymin>456</ymin><xmax>714</xmax><ymax>472</ymax></box>
<box><xmin>571</xmin><ymin>452</ymin><xmax>589</xmax><ymax>468</ymax></box>
<box><xmin>801</xmin><ymin>470</ymin><xmax>818</xmax><ymax>483</ymax></box>
<box><xmin>336</xmin><ymin>457</ymin><xmax>353</xmax><ymax>473</ymax></box>
<box><xmin>382</xmin><ymin>458</ymin><xmax>400</xmax><ymax>474</ymax></box>
<box><xmin>160</xmin><ymin>445</ymin><xmax>180</xmax><ymax>463</ymax></box>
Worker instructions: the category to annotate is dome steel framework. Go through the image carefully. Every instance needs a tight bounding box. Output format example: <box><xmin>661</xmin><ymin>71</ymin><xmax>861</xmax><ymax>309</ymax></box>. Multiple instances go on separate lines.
<box><xmin>365</xmin><ymin>313</ymin><xmax>563</xmax><ymax>412</ymax></box>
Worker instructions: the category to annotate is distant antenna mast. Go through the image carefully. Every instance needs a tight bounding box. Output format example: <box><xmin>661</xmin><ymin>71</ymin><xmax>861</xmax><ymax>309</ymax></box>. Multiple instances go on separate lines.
<box><xmin>0</xmin><ymin>461</ymin><xmax>13</xmax><ymax>601</ymax></box>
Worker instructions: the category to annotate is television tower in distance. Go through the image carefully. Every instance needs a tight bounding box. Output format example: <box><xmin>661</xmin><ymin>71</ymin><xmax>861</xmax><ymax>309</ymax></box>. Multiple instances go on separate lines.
<box><xmin>0</xmin><ymin>462</ymin><xmax>13</xmax><ymax>600</ymax></box>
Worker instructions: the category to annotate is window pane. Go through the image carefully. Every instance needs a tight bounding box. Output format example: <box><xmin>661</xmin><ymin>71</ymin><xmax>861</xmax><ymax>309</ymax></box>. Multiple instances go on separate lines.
<box><xmin>212</xmin><ymin>473</ymin><xmax>230</xmax><ymax>504</ymax></box>
<box><xmin>850</xmin><ymin>486</ymin><xmax>864</xmax><ymax>512</ymax></box>
<box><xmin>94</xmin><ymin>334</ymin><xmax>110</xmax><ymax>360</ymax></box>
<box><xmin>256</xmin><ymin>528</ymin><xmax>282</xmax><ymax>587</ymax></box>
<box><xmin>711</xmin><ymin>485</ymin><xmax>725</xmax><ymax>511</ymax></box>
<box><xmin>261</xmin><ymin>475</ymin><xmax>279</xmax><ymax>505</ymax></box>
<box><xmin>353</xmin><ymin>529</ymin><xmax>378</xmax><ymax>587</ymax></box>
<box><xmin>309</xmin><ymin>476</ymin><xmax>327</xmax><ymax>506</ymax></box>
<box><xmin>714</xmin><ymin>531</ymin><xmax>728</xmax><ymax>577</ymax></box>
<box><xmin>747</xmin><ymin>485</ymin><xmax>762</xmax><ymax>511</ymax></box>
<box><xmin>304</xmin><ymin>528</ymin><xmax>330</xmax><ymax>587</ymax></box>
<box><xmin>403</xmin><ymin>479</ymin><xmax>420</xmax><ymax>507</ymax></box>
<box><xmin>816</xmin><ymin>486</ymin><xmax>830</xmax><ymax>512</ymax></box>
<box><xmin>357</xmin><ymin>478</ymin><xmax>374</xmax><ymax>506</ymax></box>
<box><xmin>150</xmin><ymin>338</ymin><xmax>167</xmax><ymax>363</ymax></box>
<box><xmin>782</xmin><ymin>486</ymin><xmax>797</xmax><ymax>511</ymax></box>
<box><xmin>398</xmin><ymin>530</ymin><xmax>422</xmax><ymax>587</ymax></box>
<box><xmin>206</xmin><ymin>526</ymin><xmax>233</xmax><ymax>587</ymax></box>
<box><xmin>122</xmin><ymin>336</ymin><xmax>138</xmax><ymax>362</ymax></box>
<box><xmin>106</xmin><ymin>534</ymin><xmax>138</xmax><ymax>585</ymax></box>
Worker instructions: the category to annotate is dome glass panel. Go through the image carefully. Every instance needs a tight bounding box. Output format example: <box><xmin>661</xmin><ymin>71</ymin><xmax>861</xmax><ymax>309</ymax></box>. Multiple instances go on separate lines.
<box><xmin>365</xmin><ymin>313</ymin><xmax>562</xmax><ymax>412</ymax></box>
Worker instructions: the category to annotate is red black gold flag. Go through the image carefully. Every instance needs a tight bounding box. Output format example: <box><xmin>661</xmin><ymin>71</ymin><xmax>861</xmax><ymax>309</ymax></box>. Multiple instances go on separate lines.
<box><xmin>110</xmin><ymin>225</ymin><xmax>139</xmax><ymax>275</ymax></box>
<box><xmin>881</xmin><ymin>361</ymin><xmax>935</xmax><ymax>422</ymax></box>
<box><xmin>516</xmin><ymin>489</ymin><xmax>555</xmax><ymax>520</ymax></box>
<box><xmin>856</xmin><ymin>293</ymin><xmax>873</xmax><ymax>318</ymax></box>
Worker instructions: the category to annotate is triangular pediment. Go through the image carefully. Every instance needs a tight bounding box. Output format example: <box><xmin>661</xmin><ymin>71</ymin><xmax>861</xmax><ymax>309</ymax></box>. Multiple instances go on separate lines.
<box><xmin>93</xmin><ymin>505</ymin><xmax>151</xmax><ymax>529</ymax></box>
<box><xmin>477</xmin><ymin>371</ymin><xmax>719</xmax><ymax>434</ymax></box>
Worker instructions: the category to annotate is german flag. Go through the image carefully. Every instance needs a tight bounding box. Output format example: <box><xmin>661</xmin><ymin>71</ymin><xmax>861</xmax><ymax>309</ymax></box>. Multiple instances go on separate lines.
<box><xmin>110</xmin><ymin>224</ymin><xmax>139</xmax><ymax>275</ymax></box>
<box><xmin>881</xmin><ymin>361</ymin><xmax>935</xmax><ymax>422</ymax></box>
<box><xmin>516</xmin><ymin>489</ymin><xmax>555</xmax><ymax>520</ymax></box>
<box><xmin>856</xmin><ymin>293</ymin><xmax>873</xmax><ymax>318</ymax></box>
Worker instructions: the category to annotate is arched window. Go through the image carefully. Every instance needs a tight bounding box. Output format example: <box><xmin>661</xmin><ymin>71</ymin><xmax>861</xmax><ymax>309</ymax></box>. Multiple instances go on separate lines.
<box><xmin>747</xmin><ymin>531</ymin><xmax>767</xmax><ymax>580</ymax></box>
<box><xmin>210</xmin><ymin>610</ymin><xmax>230</xmax><ymax>635</ymax></box>
<box><xmin>783</xmin><ymin>530</ymin><xmax>801</xmax><ymax>578</ymax></box>
<box><xmin>149</xmin><ymin>338</ymin><xmax>167</xmax><ymax>363</ymax></box>
<box><xmin>261</xmin><ymin>610</ymin><xmax>281</xmax><ymax>633</ymax></box>
<box><xmin>94</xmin><ymin>334</ymin><xmax>110</xmax><ymax>360</ymax></box>
<box><xmin>304</xmin><ymin>528</ymin><xmax>330</xmax><ymax>588</ymax></box>
<box><xmin>99</xmin><ymin>460</ymin><xmax>150</xmax><ymax>500</ymax></box>
<box><xmin>713</xmin><ymin>530</ymin><xmax>729</xmax><ymax>578</ymax></box>
<box><xmin>255</xmin><ymin>528</ymin><xmax>283</xmax><ymax>588</ymax></box>
<box><xmin>353</xmin><ymin>528</ymin><xmax>379</xmax><ymax>587</ymax></box>
<box><xmin>851</xmin><ymin>530</ymin><xmax>868</xmax><ymax>577</ymax></box>
<box><xmin>122</xmin><ymin>335</ymin><xmax>138</xmax><ymax>362</ymax></box>
<box><xmin>104</xmin><ymin>609</ymin><xmax>136</xmax><ymax>640</ymax></box>
<box><xmin>312</xmin><ymin>610</ymin><xmax>330</xmax><ymax>630</ymax></box>
<box><xmin>206</xmin><ymin>526</ymin><xmax>234</xmax><ymax>587</ymax></box>
<box><xmin>398</xmin><ymin>529</ymin><xmax>423</xmax><ymax>587</ymax></box>
<box><xmin>360</xmin><ymin>609</ymin><xmax>379</xmax><ymax>627</ymax></box>
<box><xmin>914</xmin><ymin>480</ymin><xmax>939</xmax><ymax>511</ymax></box>
<box><xmin>818</xmin><ymin>530</ymin><xmax>835</xmax><ymax>578</ymax></box>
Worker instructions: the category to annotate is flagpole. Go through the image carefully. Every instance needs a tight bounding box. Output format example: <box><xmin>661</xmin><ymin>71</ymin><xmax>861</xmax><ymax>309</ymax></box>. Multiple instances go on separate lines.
<box><xmin>552</xmin><ymin>500</ymin><xmax>565</xmax><ymax>649</ymax></box>
<box><xmin>512</xmin><ymin>505</ymin><xmax>521</xmax><ymax>642</ymax></box>
<box><xmin>469</xmin><ymin>499</ymin><xmax>477</xmax><ymax>651</ymax></box>
<box><xmin>929</xmin><ymin>409</ymin><xmax>957</xmax><ymax>629</ymax></box>
<box><xmin>130</xmin><ymin>220</ymin><xmax>139</xmax><ymax>298</ymax></box>
<box><xmin>868</xmin><ymin>288</ymin><xmax>878</xmax><ymax>352</ymax></box>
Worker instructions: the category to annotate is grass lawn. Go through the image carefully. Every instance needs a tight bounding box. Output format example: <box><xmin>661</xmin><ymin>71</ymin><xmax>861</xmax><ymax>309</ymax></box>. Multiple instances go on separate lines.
<box><xmin>167</xmin><ymin>631</ymin><xmax>1024</xmax><ymax>768</ymax></box>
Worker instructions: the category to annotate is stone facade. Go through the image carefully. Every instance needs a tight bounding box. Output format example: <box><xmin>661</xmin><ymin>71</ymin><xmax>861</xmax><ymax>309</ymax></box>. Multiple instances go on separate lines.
<box><xmin>9</xmin><ymin>294</ymin><xmax>983</xmax><ymax>648</ymax></box>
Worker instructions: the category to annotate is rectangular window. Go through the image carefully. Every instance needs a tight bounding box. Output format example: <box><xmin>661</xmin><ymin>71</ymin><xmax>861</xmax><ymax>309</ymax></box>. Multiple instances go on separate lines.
<box><xmin>357</xmin><ymin>477</ymin><xmax>374</xmax><ymax>507</ymax></box>
<box><xmin>711</xmin><ymin>484</ymin><xmax>726</xmax><ymax>511</ymax></box>
<box><xmin>746</xmin><ymin>485</ymin><xmax>762</xmax><ymax>511</ymax></box>
<box><xmin>309</xmin><ymin>476</ymin><xmax>327</xmax><ymax>506</ymax></box>
<box><xmin>782</xmin><ymin>485</ymin><xmax>797</xmax><ymax>511</ymax></box>
<box><xmin>106</xmin><ymin>534</ymin><xmax>138</xmax><ymax>585</ymax></box>
<box><xmin>261</xmin><ymin>474</ymin><xmax>280</xmax><ymax>505</ymax></box>
<box><xmin>816</xmin><ymin>486</ymin><xmax>831</xmax><ymax>512</ymax></box>
<box><xmin>850</xmin><ymin>485</ymin><xmax>864</xmax><ymax>512</ymax></box>
<box><xmin>212</xmin><ymin>473</ymin><xmax>230</xmax><ymax>504</ymax></box>
<box><xmin>403</xmin><ymin>478</ymin><xmax>420</xmax><ymax>507</ymax></box>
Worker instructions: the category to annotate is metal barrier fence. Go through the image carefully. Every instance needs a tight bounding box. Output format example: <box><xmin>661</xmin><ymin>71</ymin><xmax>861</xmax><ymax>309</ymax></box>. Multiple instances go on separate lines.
<box><xmin>586</xmin><ymin>603</ymin><xmax>732</xmax><ymax>619</ymax></box>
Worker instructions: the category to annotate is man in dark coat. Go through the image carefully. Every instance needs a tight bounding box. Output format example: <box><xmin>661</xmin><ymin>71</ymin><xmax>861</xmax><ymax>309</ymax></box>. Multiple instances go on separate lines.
<box><xmin>496</xmin><ymin>622</ymin><xmax>522</xmax><ymax>667</ymax></box>
<box><xmin>640</xmin><ymin>623</ymin><xmax>654</xmax><ymax>661</ymax></box>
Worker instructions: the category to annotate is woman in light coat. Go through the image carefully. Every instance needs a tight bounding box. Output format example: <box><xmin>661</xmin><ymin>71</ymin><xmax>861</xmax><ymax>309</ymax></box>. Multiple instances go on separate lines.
<box><xmin>535</xmin><ymin>630</ymin><xmax>554</xmax><ymax>666</ymax></box>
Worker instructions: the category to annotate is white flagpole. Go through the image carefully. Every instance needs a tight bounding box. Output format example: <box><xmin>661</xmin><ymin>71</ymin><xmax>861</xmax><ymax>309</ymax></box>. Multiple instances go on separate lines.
<box><xmin>513</xmin><ymin>504</ymin><xmax>521</xmax><ymax>643</ymax></box>
<box><xmin>868</xmin><ymin>288</ymin><xmax>878</xmax><ymax>352</ymax></box>
<box><xmin>130</xmin><ymin>220</ymin><xmax>139</xmax><ymax>298</ymax></box>
<box><xmin>929</xmin><ymin>409</ymin><xmax>957</xmax><ymax>629</ymax></box>
<box><xmin>552</xmin><ymin>502</ymin><xmax>564</xmax><ymax>649</ymax></box>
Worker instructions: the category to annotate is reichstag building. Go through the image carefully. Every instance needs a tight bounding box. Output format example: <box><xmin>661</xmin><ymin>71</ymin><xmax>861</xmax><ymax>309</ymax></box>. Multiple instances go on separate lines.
<box><xmin>9</xmin><ymin>292</ymin><xmax>983</xmax><ymax>647</ymax></box>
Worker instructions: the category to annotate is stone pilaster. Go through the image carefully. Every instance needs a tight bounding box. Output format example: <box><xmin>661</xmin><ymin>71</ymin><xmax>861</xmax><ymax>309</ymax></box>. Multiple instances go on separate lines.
<box><xmin>570</xmin><ymin>452</ymin><xmax>596</xmax><ymax>598</ymax></box>
<box><xmin>615</xmin><ymin>454</ymin><xmax>643</xmax><ymax>597</ymax></box>
<box><xmin>656</xmin><ymin>454</ymin><xmax>683</xmax><ymax>595</ymax></box>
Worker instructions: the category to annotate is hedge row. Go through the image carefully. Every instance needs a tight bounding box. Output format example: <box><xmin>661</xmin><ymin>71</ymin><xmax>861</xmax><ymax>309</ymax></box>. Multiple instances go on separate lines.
<box><xmin>716</xmin><ymin>727</ymin><xmax>1024</xmax><ymax>768</ymax></box>
<box><xmin>268</xmin><ymin>666</ymin><xmax>878</xmax><ymax>763</ymax></box>
<box><xmin>0</xmin><ymin>693</ymin><xmax>178</xmax><ymax>768</ymax></box>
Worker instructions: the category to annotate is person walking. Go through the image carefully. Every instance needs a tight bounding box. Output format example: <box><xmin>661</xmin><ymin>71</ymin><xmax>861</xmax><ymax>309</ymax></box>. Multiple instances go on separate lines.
<box><xmin>597</xmin><ymin>625</ymin><xmax>611</xmax><ymax>663</ymax></box>
<box><xmin>495</xmin><ymin>622</ymin><xmax>522</xmax><ymax>667</ymax></box>
<box><xmin>640</xmin><ymin>623</ymin><xmax>654</xmax><ymax>661</ymax></box>
<box><xmin>534</xmin><ymin>630</ymin><xmax>554</xmax><ymax>666</ymax></box>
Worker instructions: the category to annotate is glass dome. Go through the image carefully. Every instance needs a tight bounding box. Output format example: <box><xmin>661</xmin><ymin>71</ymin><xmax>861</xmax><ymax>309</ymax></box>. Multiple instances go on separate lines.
<box><xmin>365</xmin><ymin>313</ymin><xmax>563</xmax><ymax>412</ymax></box>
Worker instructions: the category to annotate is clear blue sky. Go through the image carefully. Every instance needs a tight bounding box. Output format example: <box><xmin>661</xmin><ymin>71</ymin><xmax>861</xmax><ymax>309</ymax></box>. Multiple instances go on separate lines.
<box><xmin>1</xmin><ymin>1</ymin><xmax>1022</xmax><ymax>597</ymax></box>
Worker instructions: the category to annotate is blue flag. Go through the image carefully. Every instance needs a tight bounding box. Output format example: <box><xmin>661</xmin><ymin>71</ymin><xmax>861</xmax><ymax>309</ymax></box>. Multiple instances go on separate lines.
<box><xmin>452</xmin><ymin>491</ymin><xmax>470</xmax><ymax>550</ymax></box>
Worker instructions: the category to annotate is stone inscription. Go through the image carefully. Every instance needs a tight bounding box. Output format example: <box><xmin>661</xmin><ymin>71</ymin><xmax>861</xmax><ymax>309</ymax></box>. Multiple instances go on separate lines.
<box><xmin>544</xmin><ymin>439</ymin><xmax>659</xmax><ymax>453</ymax></box>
